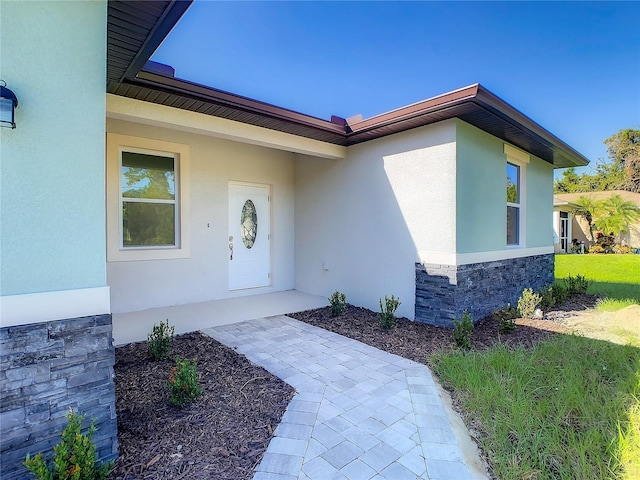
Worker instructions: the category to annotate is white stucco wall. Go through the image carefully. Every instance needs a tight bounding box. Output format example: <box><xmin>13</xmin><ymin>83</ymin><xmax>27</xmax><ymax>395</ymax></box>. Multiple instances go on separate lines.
<box><xmin>106</xmin><ymin>119</ymin><xmax>296</xmax><ymax>313</ymax></box>
<box><xmin>0</xmin><ymin>1</ymin><xmax>109</xmax><ymax>324</ymax></box>
<box><xmin>294</xmin><ymin>120</ymin><xmax>457</xmax><ymax>320</ymax></box>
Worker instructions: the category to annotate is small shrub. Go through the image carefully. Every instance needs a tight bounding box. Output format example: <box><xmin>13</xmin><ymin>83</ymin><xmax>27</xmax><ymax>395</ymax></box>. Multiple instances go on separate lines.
<box><xmin>612</xmin><ymin>244</ymin><xmax>634</xmax><ymax>254</ymax></box>
<box><xmin>494</xmin><ymin>304</ymin><xmax>518</xmax><ymax>333</ymax></box>
<box><xmin>148</xmin><ymin>319</ymin><xmax>174</xmax><ymax>360</ymax></box>
<box><xmin>565</xmin><ymin>274</ymin><xmax>590</xmax><ymax>295</ymax></box>
<box><xmin>537</xmin><ymin>285</ymin><xmax>555</xmax><ymax>311</ymax></box>
<box><xmin>551</xmin><ymin>283</ymin><xmax>568</xmax><ymax>306</ymax></box>
<box><xmin>517</xmin><ymin>288</ymin><xmax>541</xmax><ymax>319</ymax></box>
<box><xmin>24</xmin><ymin>409</ymin><xmax>113</xmax><ymax>480</ymax></box>
<box><xmin>328</xmin><ymin>291</ymin><xmax>347</xmax><ymax>316</ymax></box>
<box><xmin>379</xmin><ymin>295</ymin><xmax>400</xmax><ymax>329</ymax></box>
<box><xmin>168</xmin><ymin>357</ymin><xmax>203</xmax><ymax>407</ymax></box>
<box><xmin>589</xmin><ymin>244</ymin><xmax>606</xmax><ymax>254</ymax></box>
<box><xmin>453</xmin><ymin>311</ymin><xmax>474</xmax><ymax>349</ymax></box>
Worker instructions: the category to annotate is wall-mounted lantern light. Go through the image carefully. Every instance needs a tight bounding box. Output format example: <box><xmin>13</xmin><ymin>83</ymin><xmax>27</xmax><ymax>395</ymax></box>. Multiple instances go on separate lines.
<box><xmin>0</xmin><ymin>80</ymin><xmax>19</xmax><ymax>129</ymax></box>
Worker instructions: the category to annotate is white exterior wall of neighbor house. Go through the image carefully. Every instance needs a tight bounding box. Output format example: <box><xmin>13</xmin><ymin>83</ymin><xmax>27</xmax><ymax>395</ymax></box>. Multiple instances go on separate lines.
<box><xmin>455</xmin><ymin>119</ymin><xmax>555</xmax><ymax>259</ymax></box>
<box><xmin>294</xmin><ymin>120</ymin><xmax>458</xmax><ymax>320</ymax></box>
<box><xmin>106</xmin><ymin>118</ymin><xmax>297</xmax><ymax>314</ymax></box>
<box><xmin>0</xmin><ymin>1</ymin><xmax>109</xmax><ymax>325</ymax></box>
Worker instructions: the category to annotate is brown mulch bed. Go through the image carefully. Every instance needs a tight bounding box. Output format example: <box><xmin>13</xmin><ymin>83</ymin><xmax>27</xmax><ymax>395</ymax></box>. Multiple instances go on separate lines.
<box><xmin>290</xmin><ymin>294</ymin><xmax>599</xmax><ymax>362</ymax></box>
<box><xmin>111</xmin><ymin>294</ymin><xmax>598</xmax><ymax>479</ymax></box>
<box><xmin>110</xmin><ymin>332</ymin><xmax>294</xmax><ymax>480</ymax></box>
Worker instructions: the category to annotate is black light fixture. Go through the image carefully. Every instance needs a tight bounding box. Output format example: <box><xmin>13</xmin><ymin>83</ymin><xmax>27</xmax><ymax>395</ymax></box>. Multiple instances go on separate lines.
<box><xmin>0</xmin><ymin>80</ymin><xmax>19</xmax><ymax>129</ymax></box>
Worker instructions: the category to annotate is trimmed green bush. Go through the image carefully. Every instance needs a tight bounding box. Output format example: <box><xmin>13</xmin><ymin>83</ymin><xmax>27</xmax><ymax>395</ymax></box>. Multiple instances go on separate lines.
<box><xmin>24</xmin><ymin>409</ymin><xmax>113</xmax><ymax>480</ymax></box>
<box><xmin>168</xmin><ymin>357</ymin><xmax>203</xmax><ymax>407</ymax></box>
<box><xmin>565</xmin><ymin>274</ymin><xmax>590</xmax><ymax>295</ymax></box>
<box><xmin>379</xmin><ymin>295</ymin><xmax>400</xmax><ymax>329</ymax></box>
<box><xmin>493</xmin><ymin>305</ymin><xmax>518</xmax><ymax>333</ymax></box>
<box><xmin>148</xmin><ymin>319</ymin><xmax>174</xmax><ymax>360</ymax></box>
<box><xmin>517</xmin><ymin>288</ymin><xmax>541</xmax><ymax>319</ymax></box>
<box><xmin>328</xmin><ymin>291</ymin><xmax>347</xmax><ymax>316</ymax></box>
<box><xmin>453</xmin><ymin>311</ymin><xmax>474</xmax><ymax>349</ymax></box>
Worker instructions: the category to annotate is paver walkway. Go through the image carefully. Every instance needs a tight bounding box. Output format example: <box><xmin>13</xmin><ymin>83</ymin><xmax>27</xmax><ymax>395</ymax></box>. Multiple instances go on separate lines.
<box><xmin>203</xmin><ymin>316</ymin><xmax>486</xmax><ymax>480</ymax></box>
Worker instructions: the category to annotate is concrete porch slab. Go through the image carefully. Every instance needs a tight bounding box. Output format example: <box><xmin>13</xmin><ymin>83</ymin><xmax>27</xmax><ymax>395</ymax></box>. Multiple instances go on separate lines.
<box><xmin>111</xmin><ymin>290</ymin><xmax>327</xmax><ymax>345</ymax></box>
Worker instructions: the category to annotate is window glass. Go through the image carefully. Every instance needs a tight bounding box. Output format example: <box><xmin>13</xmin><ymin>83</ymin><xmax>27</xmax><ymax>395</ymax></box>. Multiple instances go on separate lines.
<box><xmin>122</xmin><ymin>153</ymin><xmax>175</xmax><ymax>200</ymax></box>
<box><xmin>121</xmin><ymin>152</ymin><xmax>177</xmax><ymax>247</ymax></box>
<box><xmin>506</xmin><ymin>163</ymin><xmax>519</xmax><ymax>203</ymax></box>
<box><xmin>241</xmin><ymin>199</ymin><xmax>258</xmax><ymax>249</ymax></box>
<box><xmin>507</xmin><ymin>162</ymin><xmax>520</xmax><ymax>245</ymax></box>
<box><xmin>507</xmin><ymin>205</ymin><xmax>519</xmax><ymax>245</ymax></box>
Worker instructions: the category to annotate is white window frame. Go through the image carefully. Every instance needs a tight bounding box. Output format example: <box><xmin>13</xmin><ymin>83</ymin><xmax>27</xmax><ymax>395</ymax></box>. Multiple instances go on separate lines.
<box><xmin>504</xmin><ymin>144</ymin><xmax>529</xmax><ymax>248</ymax></box>
<box><xmin>107</xmin><ymin>134</ymin><xmax>190</xmax><ymax>262</ymax></box>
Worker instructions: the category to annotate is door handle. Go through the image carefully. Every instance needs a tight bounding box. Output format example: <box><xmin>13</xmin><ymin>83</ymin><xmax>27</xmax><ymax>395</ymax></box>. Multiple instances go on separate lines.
<box><xmin>229</xmin><ymin>242</ymin><xmax>233</xmax><ymax>260</ymax></box>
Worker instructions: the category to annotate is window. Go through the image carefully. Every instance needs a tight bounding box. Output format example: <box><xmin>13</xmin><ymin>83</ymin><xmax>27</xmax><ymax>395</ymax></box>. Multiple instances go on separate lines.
<box><xmin>107</xmin><ymin>134</ymin><xmax>190</xmax><ymax>262</ymax></box>
<box><xmin>504</xmin><ymin>144</ymin><xmax>529</xmax><ymax>247</ymax></box>
<box><xmin>121</xmin><ymin>152</ymin><xmax>177</xmax><ymax>247</ymax></box>
<box><xmin>506</xmin><ymin>162</ymin><xmax>520</xmax><ymax>245</ymax></box>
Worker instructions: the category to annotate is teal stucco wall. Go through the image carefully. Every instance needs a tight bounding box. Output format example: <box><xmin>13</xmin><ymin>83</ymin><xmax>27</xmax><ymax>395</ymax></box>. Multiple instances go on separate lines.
<box><xmin>0</xmin><ymin>1</ymin><xmax>107</xmax><ymax>295</ymax></box>
<box><xmin>455</xmin><ymin>119</ymin><xmax>554</xmax><ymax>253</ymax></box>
<box><xmin>455</xmin><ymin>120</ymin><xmax>505</xmax><ymax>253</ymax></box>
<box><xmin>526</xmin><ymin>156</ymin><xmax>555</xmax><ymax>247</ymax></box>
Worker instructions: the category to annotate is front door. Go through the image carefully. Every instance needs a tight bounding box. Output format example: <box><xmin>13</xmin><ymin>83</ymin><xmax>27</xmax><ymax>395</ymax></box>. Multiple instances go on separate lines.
<box><xmin>228</xmin><ymin>183</ymin><xmax>270</xmax><ymax>290</ymax></box>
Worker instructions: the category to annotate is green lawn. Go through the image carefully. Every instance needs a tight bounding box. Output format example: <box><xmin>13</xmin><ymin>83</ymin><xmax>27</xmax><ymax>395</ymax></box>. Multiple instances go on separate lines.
<box><xmin>431</xmin><ymin>336</ymin><xmax>640</xmax><ymax>479</ymax></box>
<box><xmin>428</xmin><ymin>254</ymin><xmax>640</xmax><ymax>479</ymax></box>
<box><xmin>555</xmin><ymin>254</ymin><xmax>640</xmax><ymax>309</ymax></box>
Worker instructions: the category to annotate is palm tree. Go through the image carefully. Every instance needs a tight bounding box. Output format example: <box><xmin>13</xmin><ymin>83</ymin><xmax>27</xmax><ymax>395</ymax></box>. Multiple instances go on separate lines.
<box><xmin>572</xmin><ymin>195</ymin><xmax>601</xmax><ymax>243</ymax></box>
<box><xmin>595</xmin><ymin>194</ymin><xmax>640</xmax><ymax>243</ymax></box>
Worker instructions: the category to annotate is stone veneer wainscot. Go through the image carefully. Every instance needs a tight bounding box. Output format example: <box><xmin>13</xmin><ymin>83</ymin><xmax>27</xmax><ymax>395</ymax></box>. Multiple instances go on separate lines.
<box><xmin>0</xmin><ymin>315</ymin><xmax>118</xmax><ymax>480</ymax></box>
<box><xmin>415</xmin><ymin>254</ymin><xmax>555</xmax><ymax>327</ymax></box>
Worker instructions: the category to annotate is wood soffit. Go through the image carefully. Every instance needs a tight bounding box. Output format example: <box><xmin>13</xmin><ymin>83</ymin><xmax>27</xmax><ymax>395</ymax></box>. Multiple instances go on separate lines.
<box><xmin>106</xmin><ymin>0</ymin><xmax>589</xmax><ymax>168</ymax></box>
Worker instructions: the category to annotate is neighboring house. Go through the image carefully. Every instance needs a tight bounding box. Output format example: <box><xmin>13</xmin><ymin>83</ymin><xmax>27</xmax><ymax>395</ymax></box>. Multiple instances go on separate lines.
<box><xmin>1</xmin><ymin>1</ymin><xmax>589</xmax><ymax>477</ymax></box>
<box><xmin>554</xmin><ymin>191</ymin><xmax>640</xmax><ymax>251</ymax></box>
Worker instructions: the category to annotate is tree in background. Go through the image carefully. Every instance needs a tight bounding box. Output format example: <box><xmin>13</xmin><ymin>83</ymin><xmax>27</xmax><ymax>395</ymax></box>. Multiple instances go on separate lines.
<box><xmin>595</xmin><ymin>194</ymin><xmax>640</xmax><ymax>243</ymax></box>
<box><xmin>573</xmin><ymin>193</ymin><xmax>640</xmax><ymax>245</ymax></box>
<box><xmin>605</xmin><ymin>128</ymin><xmax>640</xmax><ymax>193</ymax></box>
<box><xmin>572</xmin><ymin>195</ymin><xmax>600</xmax><ymax>242</ymax></box>
<box><xmin>554</xmin><ymin>128</ymin><xmax>639</xmax><ymax>193</ymax></box>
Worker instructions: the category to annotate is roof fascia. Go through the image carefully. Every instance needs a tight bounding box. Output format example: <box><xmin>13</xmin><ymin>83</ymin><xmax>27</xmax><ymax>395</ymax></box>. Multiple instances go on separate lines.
<box><xmin>133</xmin><ymin>70</ymin><xmax>347</xmax><ymax>135</ymax></box>
<box><xmin>473</xmin><ymin>86</ymin><xmax>589</xmax><ymax>167</ymax></box>
<box><xmin>346</xmin><ymin>84</ymin><xmax>480</xmax><ymax>134</ymax></box>
<box><xmin>106</xmin><ymin>93</ymin><xmax>347</xmax><ymax>160</ymax></box>
<box><xmin>119</xmin><ymin>0</ymin><xmax>193</xmax><ymax>83</ymax></box>
<box><xmin>106</xmin><ymin>3</ymin><xmax>588</xmax><ymax>169</ymax></box>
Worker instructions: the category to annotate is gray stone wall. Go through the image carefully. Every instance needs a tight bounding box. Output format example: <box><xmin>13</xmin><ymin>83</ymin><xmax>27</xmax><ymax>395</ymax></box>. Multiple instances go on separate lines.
<box><xmin>1</xmin><ymin>315</ymin><xmax>118</xmax><ymax>479</ymax></box>
<box><xmin>415</xmin><ymin>254</ymin><xmax>554</xmax><ymax>327</ymax></box>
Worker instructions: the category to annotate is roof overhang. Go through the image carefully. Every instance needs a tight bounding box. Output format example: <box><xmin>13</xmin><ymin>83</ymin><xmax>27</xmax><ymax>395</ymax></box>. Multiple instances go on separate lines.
<box><xmin>106</xmin><ymin>0</ymin><xmax>590</xmax><ymax>168</ymax></box>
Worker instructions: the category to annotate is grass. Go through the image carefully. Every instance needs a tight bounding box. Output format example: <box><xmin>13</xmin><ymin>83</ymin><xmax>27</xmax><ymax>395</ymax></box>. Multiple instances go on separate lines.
<box><xmin>431</xmin><ymin>336</ymin><xmax>640</xmax><ymax>479</ymax></box>
<box><xmin>555</xmin><ymin>255</ymin><xmax>640</xmax><ymax>309</ymax></box>
<box><xmin>597</xmin><ymin>298</ymin><xmax>639</xmax><ymax>312</ymax></box>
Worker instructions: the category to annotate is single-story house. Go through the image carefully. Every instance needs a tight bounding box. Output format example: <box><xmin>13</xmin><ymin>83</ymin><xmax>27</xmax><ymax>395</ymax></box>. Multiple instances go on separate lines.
<box><xmin>0</xmin><ymin>1</ymin><xmax>589</xmax><ymax>477</ymax></box>
<box><xmin>554</xmin><ymin>190</ymin><xmax>640</xmax><ymax>251</ymax></box>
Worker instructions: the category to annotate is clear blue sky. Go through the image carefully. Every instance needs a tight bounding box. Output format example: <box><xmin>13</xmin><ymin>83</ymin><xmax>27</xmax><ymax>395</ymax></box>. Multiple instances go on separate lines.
<box><xmin>152</xmin><ymin>1</ymin><xmax>640</xmax><ymax>174</ymax></box>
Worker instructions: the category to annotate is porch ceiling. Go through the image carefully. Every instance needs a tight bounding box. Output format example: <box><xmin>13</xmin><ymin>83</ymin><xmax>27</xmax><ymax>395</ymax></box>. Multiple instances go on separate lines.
<box><xmin>106</xmin><ymin>0</ymin><xmax>589</xmax><ymax>168</ymax></box>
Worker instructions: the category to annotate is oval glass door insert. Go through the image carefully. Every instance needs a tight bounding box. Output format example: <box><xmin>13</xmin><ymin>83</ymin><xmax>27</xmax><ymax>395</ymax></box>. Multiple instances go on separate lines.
<box><xmin>241</xmin><ymin>199</ymin><xmax>258</xmax><ymax>248</ymax></box>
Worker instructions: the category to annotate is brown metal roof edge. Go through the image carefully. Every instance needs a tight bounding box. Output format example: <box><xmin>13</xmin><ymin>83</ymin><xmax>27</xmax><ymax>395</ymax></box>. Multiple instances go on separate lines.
<box><xmin>473</xmin><ymin>86</ymin><xmax>590</xmax><ymax>167</ymax></box>
<box><xmin>120</xmin><ymin>0</ymin><xmax>193</xmax><ymax>83</ymax></box>
<box><xmin>346</xmin><ymin>84</ymin><xmax>480</xmax><ymax>132</ymax></box>
<box><xmin>132</xmin><ymin>70</ymin><xmax>347</xmax><ymax>134</ymax></box>
<box><xmin>346</xmin><ymin>84</ymin><xmax>589</xmax><ymax>167</ymax></box>
<box><xmin>106</xmin><ymin>2</ymin><xmax>589</xmax><ymax>168</ymax></box>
